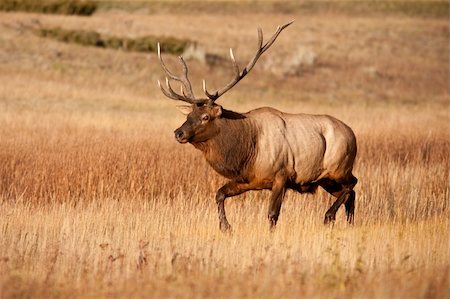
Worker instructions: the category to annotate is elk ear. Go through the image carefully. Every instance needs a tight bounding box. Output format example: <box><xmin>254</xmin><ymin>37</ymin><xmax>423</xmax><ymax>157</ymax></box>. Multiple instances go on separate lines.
<box><xmin>212</xmin><ymin>105</ymin><xmax>222</xmax><ymax>118</ymax></box>
<box><xmin>176</xmin><ymin>105</ymin><xmax>193</xmax><ymax>115</ymax></box>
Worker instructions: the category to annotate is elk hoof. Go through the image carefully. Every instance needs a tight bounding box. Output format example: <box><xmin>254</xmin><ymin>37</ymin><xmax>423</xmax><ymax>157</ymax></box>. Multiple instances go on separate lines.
<box><xmin>219</xmin><ymin>221</ymin><xmax>232</xmax><ymax>233</ymax></box>
<box><xmin>324</xmin><ymin>213</ymin><xmax>335</xmax><ymax>225</ymax></box>
<box><xmin>346</xmin><ymin>214</ymin><xmax>355</xmax><ymax>224</ymax></box>
<box><xmin>269</xmin><ymin>217</ymin><xmax>277</xmax><ymax>232</ymax></box>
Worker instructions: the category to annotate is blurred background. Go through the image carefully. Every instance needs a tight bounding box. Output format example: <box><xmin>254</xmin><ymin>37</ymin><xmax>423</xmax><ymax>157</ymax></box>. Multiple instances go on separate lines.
<box><xmin>0</xmin><ymin>0</ymin><xmax>447</xmax><ymax>121</ymax></box>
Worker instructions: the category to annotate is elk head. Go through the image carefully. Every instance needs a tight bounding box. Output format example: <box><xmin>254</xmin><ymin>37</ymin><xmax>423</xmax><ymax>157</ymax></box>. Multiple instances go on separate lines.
<box><xmin>173</xmin><ymin>103</ymin><xmax>222</xmax><ymax>144</ymax></box>
<box><xmin>157</xmin><ymin>21</ymin><xmax>293</xmax><ymax>144</ymax></box>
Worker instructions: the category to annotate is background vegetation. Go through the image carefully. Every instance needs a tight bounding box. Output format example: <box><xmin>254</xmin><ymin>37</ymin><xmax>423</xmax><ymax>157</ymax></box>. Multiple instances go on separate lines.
<box><xmin>0</xmin><ymin>0</ymin><xmax>97</xmax><ymax>15</ymax></box>
<box><xmin>1</xmin><ymin>0</ymin><xmax>448</xmax><ymax>18</ymax></box>
<box><xmin>36</xmin><ymin>27</ymin><xmax>192</xmax><ymax>54</ymax></box>
<box><xmin>0</xmin><ymin>1</ymin><xmax>448</xmax><ymax>298</ymax></box>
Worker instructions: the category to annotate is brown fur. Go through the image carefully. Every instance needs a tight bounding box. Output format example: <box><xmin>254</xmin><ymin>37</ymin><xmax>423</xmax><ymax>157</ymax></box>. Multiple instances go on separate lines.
<box><xmin>192</xmin><ymin>111</ymin><xmax>258</xmax><ymax>182</ymax></box>
<box><xmin>174</xmin><ymin>103</ymin><xmax>358</xmax><ymax>231</ymax></box>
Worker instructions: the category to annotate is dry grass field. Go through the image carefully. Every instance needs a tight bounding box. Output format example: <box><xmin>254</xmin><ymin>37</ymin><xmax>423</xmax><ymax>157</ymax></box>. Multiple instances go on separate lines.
<box><xmin>0</xmin><ymin>2</ymin><xmax>449</xmax><ymax>298</ymax></box>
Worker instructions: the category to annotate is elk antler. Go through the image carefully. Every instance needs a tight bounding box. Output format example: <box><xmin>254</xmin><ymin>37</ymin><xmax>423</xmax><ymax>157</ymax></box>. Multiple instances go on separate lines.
<box><xmin>157</xmin><ymin>21</ymin><xmax>294</xmax><ymax>105</ymax></box>
<box><xmin>202</xmin><ymin>20</ymin><xmax>294</xmax><ymax>102</ymax></box>
<box><xmin>157</xmin><ymin>43</ymin><xmax>205</xmax><ymax>105</ymax></box>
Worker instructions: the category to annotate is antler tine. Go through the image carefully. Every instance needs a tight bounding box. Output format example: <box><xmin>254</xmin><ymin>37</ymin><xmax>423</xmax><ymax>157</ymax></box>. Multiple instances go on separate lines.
<box><xmin>260</xmin><ymin>20</ymin><xmax>294</xmax><ymax>54</ymax></box>
<box><xmin>157</xmin><ymin>43</ymin><xmax>179</xmax><ymax>81</ymax></box>
<box><xmin>157</xmin><ymin>79</ymin><xmax>179</xmax><ymax>101</ymax></box>
<box><xmin>157</xmin><ymin>43</ymin><xmax>203</xmax><ymax>104</ymax></box>
<box><xmin>202</xmin><ymin>20</ymin><xmax>294</xmax><ymax>102</ymax></box>
<box><xmin>177</xmin><ymin>56</ymin><xmax>195</xmax><ymax>98</ymax></box>
<box><xmin>203</xmin><ymin>47</ymin><xmax>240</xmax><ymax>101</ymax></box>
<box><xmin>243</xmin><ymin>21</ymin><xmax>294</xmax><ymax>72</ymax></box>
<box><xmin>156</xmin><ymin>77</ymin><xmax>193</xmax><ymax>104</ymax></box>
<box><xmin>243</xmin><ymin>27</ymin><xmax>264</xmax><ymax>75</ymax></box>
<box><xmin>203</xmin><ymin>80</ymin><xmax>217</xmax><ymax>100</ymax></box>
<box><xmin>229</xmin><ymin>48</ymin><xmax>240</xmax><ymax>78</ymax></box>
<box><xmin>165</xmin><ymin>77</ymin><xmax>181</xmax><ymax>98</ymax></box>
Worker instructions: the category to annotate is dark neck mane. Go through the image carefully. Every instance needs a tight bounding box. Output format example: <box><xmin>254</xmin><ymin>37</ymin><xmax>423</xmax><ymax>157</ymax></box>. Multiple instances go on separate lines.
<box><xmin>220</xmin><ymin>108</ymin><xmax>247</xmax><ymax>120</ymax></box>
<box><xmin>192</xmin><ymin>109</ymin><xmax>257</xmax><ymax>181</ymax></box>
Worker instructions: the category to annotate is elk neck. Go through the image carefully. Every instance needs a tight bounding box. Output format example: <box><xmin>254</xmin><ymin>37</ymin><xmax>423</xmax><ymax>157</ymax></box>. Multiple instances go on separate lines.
<box><xmin>191</xmin><ymin>109</ymin><xmax>258</xmax><ymax>181</ymax></box>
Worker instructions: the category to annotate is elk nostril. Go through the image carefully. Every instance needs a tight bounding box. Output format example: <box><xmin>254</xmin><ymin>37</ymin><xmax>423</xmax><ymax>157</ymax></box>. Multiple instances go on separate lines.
<box><xmin>175</xmin><ymin>130</ymin><xmax>184</xmax><ymax>139</ymax></box>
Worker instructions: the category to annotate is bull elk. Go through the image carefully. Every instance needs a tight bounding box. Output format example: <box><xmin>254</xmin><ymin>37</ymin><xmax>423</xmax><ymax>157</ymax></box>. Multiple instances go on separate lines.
<box><xmin>157</xmin><ymin>21</ymin><xmax>358</xmax><ymax>231</ymax></box>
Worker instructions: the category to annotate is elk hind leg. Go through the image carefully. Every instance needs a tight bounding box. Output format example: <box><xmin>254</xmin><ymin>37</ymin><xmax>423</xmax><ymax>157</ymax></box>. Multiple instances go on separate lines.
<box><xmin>324</xmin><ymin>189</ymin><xmax>355</xmax><ymax>224</ymax></box>
<box><xmin>344</xmin><ymin>175</ymin><xmax>357</xmax><ymax>223</ymax></box>
<box><xmin>344</xmin><ymin>190</ymin><xmax>355</xmax><ymax>224</ymax></box>
<box><xmin>320</xmin><ymin>177</ymin><xmax>356</xmax><ymax>224</ymax></box>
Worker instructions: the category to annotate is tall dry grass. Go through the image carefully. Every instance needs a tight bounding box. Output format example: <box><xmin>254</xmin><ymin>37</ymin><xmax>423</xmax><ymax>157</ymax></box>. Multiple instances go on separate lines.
<box><xmin>0</xmin><ymin>122</ymin><xmax>448</xmax><ymax>223</ymax></box>
<box><xmin>0</xmin><ymin>9</ymin><xmax>449</xmax><ymax>299</ymax></box>
<box><xmin>0</xmin><ymin>89</ymin><xmax>448</xmax><ymax>299</ymax></box>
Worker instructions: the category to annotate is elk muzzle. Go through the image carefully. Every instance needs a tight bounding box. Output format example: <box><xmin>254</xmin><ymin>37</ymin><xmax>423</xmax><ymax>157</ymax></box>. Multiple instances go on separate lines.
<box><xmin>174</xmin><ymin>128</ymin><xmax>189</xmax><ymax>143</ymax></box>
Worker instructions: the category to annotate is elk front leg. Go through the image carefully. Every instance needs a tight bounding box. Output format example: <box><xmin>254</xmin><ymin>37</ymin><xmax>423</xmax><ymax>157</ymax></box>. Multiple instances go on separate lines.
<box><xmin>216</xmin><ymin>186</ymin><xmax>232</xmax><ymax>232</ymax></box>
<box><xmin>216</xmin><ymin>180</ymin><xmax>271</xmax><ymax>232</ymax></box>
<box><xmin>268</xmin><ymin>174</ymin><xmax>287</xmax><ymax>230</ymax></box>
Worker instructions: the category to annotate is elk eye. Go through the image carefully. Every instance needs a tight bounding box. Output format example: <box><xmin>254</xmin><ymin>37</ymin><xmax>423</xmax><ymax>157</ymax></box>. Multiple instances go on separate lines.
<box><xmin>202</xmin><ymin>115</ymin><xmax>210</xmax><ymax>121</ymax></box>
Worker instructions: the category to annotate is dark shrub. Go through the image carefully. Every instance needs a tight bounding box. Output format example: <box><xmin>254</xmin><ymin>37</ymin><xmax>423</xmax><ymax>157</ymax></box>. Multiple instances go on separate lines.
<box><xmin>36</xmin><ymin>27</ymin><xmax>192</xmax><ymax>55</ymax></box>
<box><xmin>0</xmin><ymin>0</ymin><xmax>97</xmax><ymax>15</ymax></box>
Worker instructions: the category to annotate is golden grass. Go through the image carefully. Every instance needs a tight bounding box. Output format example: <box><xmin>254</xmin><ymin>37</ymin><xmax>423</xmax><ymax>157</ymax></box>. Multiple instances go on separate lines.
<box><xmin>1</xmin><ymin>200</ymin><xmax>448</xmax><ymax>298</ymax></box>
<box><xmin>0</xmin><ymin>9</ymin><xmax>449</xmax><ymax>299</ymax></box>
